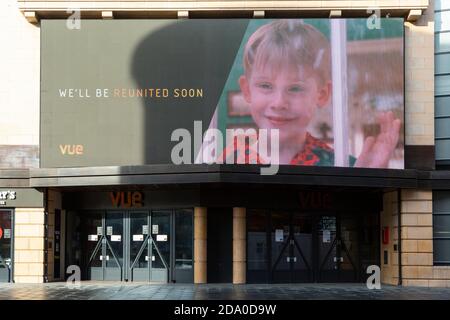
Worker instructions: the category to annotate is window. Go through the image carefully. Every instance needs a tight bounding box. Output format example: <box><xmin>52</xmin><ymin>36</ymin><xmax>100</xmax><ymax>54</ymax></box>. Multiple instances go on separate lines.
<box><xmin>433</xmin><ymin>191</ymin><xmax>450</xmax><ymax>264</ymax></box>
<box><xmin>436</xmin><ymin>75</ymin><xmax>450</xmax><ymax>96</ymax></box>
<box><xmin>174</xmin><ymin>209</ymin><xmax>193</xmax><ymax>269</ymax></box>
<box><xmin>435</xmin><ymin>1</ymin><xmax>450</xmax><ymax>165</ymax></box>
<box><xmin>435</xmin><ymin>10</ymin><xmax>450</xmax><ymax>32</ymax></box>
<box><xmin>435</xmin><ymin>0</ymin><xmax>450</xmax><ymax>12</ymax></box>
<box><xmin>436</xmin><ymin>53</ymin><xmax>450</xmax><ymax>74</ymax></box>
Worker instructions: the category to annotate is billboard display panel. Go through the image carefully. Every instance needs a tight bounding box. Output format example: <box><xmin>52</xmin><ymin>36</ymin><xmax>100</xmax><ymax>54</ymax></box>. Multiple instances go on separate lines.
<box><xmin>41</xmin><ymin>19</ymin><xmax>404</xmax><ymax>170</ymax></box>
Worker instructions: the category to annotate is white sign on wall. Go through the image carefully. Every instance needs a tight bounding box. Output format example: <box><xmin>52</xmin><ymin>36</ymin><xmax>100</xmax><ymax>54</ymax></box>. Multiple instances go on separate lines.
<box><xmin>156</xmin><ymin>234</ymin><xmax>167</xmax><ymax>242</ymax></box>
<box><xmin>323</xmin><ymin>230</ymin><xmax>331</xmax><ymax>243</ymax></box>
<box><xmin>0</xmin><ymin>191</ymin><xmax>16</xmax><ymax>205</ymax></box>
<box><xmin>111</xmin><ymin>235</ymin><xmax>121</xmax><ymax>242</ymax></box>
<box><xmin>275</xmin><ymin>229</ymin><xmax>284</xmax><ymax>242</ymax></box>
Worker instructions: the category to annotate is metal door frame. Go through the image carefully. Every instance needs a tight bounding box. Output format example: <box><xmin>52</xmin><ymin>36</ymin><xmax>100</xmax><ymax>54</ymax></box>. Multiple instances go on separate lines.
<box><xmin>126</xmin><ymin>209</ymin><xmax>194</xmax><ymax>283</ymax></box>
<box><xmin>127</xmin><ymin>210</ymin><xmax>171</xmax><ymax>282</ymax></box>
<box><xmin>86</xmin><ymin>211</ymin><xmax>124</xmax><ymax>281</ymax></box>
<box><xmin>247</xmin><ymin>210</ymin><xmax>368</xmax><ymax>284</ymax></box>
<box><xmin>270</xmin><ymin>211</ymin><xmax>313</xmax><ymax>283</ymax></box>
<box><xmin>80</xmin><ymin>208</ymin><xmax>193</xmax><ymax>282</ymax></box>
<box><xmin>171</xmin><ymin>209</ymin><xmax>194</xmax><ymax>283</ymax></box>
<box><xmin>317</xmin><ymin>213</ymin><xmax>358</xmax><ymax>282</ymax></box>
<box><xmin>104</xmin><ymin>210</ymin><xmax>125</xmax><ymax>281</ymax></box>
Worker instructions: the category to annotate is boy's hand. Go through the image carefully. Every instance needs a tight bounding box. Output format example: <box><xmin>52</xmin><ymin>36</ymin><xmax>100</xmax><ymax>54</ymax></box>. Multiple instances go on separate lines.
<box><xmin>355</xmin><ymin>111</ymin><xmax>401</xmax><ymax>168</ymax></box>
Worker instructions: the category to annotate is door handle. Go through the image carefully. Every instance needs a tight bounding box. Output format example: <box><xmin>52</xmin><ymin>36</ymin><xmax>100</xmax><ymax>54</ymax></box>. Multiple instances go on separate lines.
<box><xmin>286</xmin><ymin>257</ymin><xmax>297</xmax><ymax>263</ymax></box>
<box><xmin>333</xmin><ymin>257</ymin><xmax>344</xmax><ymax>262</ymax></box>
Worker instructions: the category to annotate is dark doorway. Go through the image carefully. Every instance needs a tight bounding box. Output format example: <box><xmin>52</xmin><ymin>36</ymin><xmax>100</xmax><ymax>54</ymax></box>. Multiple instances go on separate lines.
<box><xmin>54</xmin><ymin>209</ymin><xmax>61</xmax><ymax>279</ymax></box>
<box><xmin>271</xmin><ymin>212</ymin><xmax>313</xmax><ymax>283</ymax></box>
<box><xmin>316</xmin><ymin>215</ymin><xmax>359</xmax><ymax>282</ymax></box>
<box><xmin>247</xmin><ymin>210</ymin><xmax>379</xmax><ymax>283</ymax></box>
<box><xmin>65</xmin><ymin>209</ymin><xmax>193</xmax><ymax>283</ymax></box>
<box><xmin>207</xmin><ymin>207</ymin><xmax>232</xmax><ymax>283</ymax></box>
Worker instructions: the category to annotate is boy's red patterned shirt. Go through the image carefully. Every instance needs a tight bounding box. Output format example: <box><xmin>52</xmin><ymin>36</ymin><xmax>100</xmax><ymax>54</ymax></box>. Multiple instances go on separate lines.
<box><xmin>218</xmin><ymin>132</ymin><xmax>334</xmax><ymax>166</ymax></box>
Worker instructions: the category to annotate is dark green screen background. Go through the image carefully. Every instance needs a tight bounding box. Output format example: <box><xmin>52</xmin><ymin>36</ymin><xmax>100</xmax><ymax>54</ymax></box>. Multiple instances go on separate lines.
<box><xmin>41</xmin><ymin>19</ymin><xmax>249</xmax><ymax>167</ymax></box>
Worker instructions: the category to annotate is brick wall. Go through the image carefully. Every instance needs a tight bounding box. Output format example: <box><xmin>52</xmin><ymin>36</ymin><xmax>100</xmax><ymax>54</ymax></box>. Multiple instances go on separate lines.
<box><xmin>405</xmin><ymin>1</ymin><xmax>434</xmax><ymax>146</ymax></box>
<box><xmin>14</xmin><ymin>208</ymin><xmax>45</xmax><ymax>283</ymax></box>
<box><xmin>0</xmin><ymin>0</ymin><xmax>39</xmax><ymax>167</ymax></box>
<box><xmin>401</xmin><ymin>190</ymin><xmax>450</xmax><ymax>287</ymax></box>
<box><xmin>382</xmin><ymin>190</ymin><xmax>450</xmax><ymax>288</ymax></box>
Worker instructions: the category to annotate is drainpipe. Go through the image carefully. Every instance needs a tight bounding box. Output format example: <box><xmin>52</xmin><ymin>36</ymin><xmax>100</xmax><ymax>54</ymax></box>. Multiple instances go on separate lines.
<box><xmin>397</xmin><ymin>189</ymin><xmax>402</xmax><ymax>286</ymax></box>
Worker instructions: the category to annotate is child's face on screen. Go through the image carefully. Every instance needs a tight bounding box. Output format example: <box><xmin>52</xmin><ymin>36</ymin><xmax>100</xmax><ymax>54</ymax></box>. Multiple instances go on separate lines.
<box><xmin>239</xmin><ymin>64</ymin><xmax>331</xmax><ymax>145</ymax></box>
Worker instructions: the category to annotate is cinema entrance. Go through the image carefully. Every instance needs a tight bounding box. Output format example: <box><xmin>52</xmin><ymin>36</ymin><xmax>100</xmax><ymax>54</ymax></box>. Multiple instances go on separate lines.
<box><xmin>65</xmin><ymin>209</ymin><xmax>193</xmax><ymax>283</ymax></box>
<box><xmin>247</xmin><ymin>210</ymin><xmax>380</xmax><ymax>284</ymax></box>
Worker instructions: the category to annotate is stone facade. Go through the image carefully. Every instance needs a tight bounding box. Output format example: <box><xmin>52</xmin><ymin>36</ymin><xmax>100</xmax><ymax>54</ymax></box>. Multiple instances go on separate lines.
<box><xmin>3</xmin><ymin>0</ymin><xmax>450</xmax><ymax>288</ymax></box>
<box><xmin>0</xmin><ymin>0</ymin><xmax>40</xmax><ymax>168</ymax></box>
<box><xmin>233</xmin><ymin>207</ymin><xmax>246</xmax><ymax>284</ymax></box>
<box><xmin>382</xmin><ymin>190</ymin><xmax>450</xmax><ymax>288</ymax></box>
<box><xmin>194</xmin><ymin>207</ymin><xmax>207</xmax><ymax>284</ymax></box>
<box><xmin>17</xmin><ymin>0</ymin><xmax>430</xmax><ymax>14</ymax></box>
<box><xmin>14</xmin><ymin>208</ymin><xmax>45</xmax><ymax>283</ymax></box>
<box><xmin>405</xmin><ymin>1</ymin><xmax>435</xmax><ymax>146</ymax></box>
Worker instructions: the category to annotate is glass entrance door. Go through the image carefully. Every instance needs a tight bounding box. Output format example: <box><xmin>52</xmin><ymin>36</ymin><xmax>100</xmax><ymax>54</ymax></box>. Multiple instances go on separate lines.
<box><xmin>73</xmin><ymin>209</ymin><xmax>193</xmax><ymax>282</ymax></box>
<box><xmin>84</xmin><ymin>212</ymin><xmax>103</xmax><ymax>280</ymax></box>
<box><xmin>85</xmin><ymin>212</ymin><xmax>123</xmax><ymax>281</ymax></box>
<box><xmin>104</xmin><ymin>212</ymin><xmax>124</xmax><ymax>281</ymax></box>
<box><xmin>292</xmin><ymin>214</ymin><xmax>313</xmax><ymax>282</ymax></box>
<box><xmin>0</xmin><ymin>210</ymin><xmax>12</xmax><ymax>283</ymax></box>
<box><xmin>128</xmin><ymin>211</ymin><xmax>171</xmax><ymax>282</ymax></box>
<box><xmin>129</xmin><ymin>212</ymin><xmax>149</xmax><ymax>281</ymax></box>
<box><xmin>271</xmin><ymin>212</ymin><xmax>313</xmax><ymax>283</ymax></box>
<box><xmin>173</xmin><ymin>209</ymin><xmax>193</xmax><ymax>283</ymax></box>
<box><xmin>317</xmin><ymin>215</ymin><xmax>358</xmax><ymax>282</ymax></box>
<box><xmin>271</xmin><ymin>212</ymin><xmax>290</xmax><ymax>282</ymax></box>
<box><xmin>247</xmin><ymin>210</ymin><xmax>376</xmax><ymax>283</ymax></box>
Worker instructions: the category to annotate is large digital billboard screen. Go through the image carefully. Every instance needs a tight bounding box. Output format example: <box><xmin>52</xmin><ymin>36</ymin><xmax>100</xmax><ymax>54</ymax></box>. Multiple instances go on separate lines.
<box><xmin>41</xmin><ymin>19</ymin><xmax>404</xmax><ymax>171</ymax></box>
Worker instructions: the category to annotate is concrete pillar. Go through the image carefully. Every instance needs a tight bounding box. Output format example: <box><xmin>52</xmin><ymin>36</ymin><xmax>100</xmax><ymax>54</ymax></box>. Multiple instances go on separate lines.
<box><xmin>194</xmin><ymin>207</ymin><xmax>207</xmax><ymax>284</ymax></box>
<box><xmin>233</xmin><ymin>207</ymin><xmax>246</xmax><ymax>284</ymax></box>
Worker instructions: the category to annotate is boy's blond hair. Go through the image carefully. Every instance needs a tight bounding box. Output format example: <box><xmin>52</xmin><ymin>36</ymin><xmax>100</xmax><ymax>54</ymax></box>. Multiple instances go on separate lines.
<box><xmin>243</xmin><ymin>20</ymin><xmax>331</xmax><ymax>86</ymax></box>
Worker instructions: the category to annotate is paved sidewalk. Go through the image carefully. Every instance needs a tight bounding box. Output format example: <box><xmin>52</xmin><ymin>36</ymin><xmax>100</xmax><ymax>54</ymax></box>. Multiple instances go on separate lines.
<box><xmin>0</xmin><ymin>282</ymin><xmax>450</xmax><ymax>300</ymax></box>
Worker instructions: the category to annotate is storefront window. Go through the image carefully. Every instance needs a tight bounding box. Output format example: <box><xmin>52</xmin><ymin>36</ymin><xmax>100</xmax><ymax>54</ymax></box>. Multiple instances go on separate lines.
<box><xmin>433</xmin><ymin>191</ymin><xmax>450</xmax><ymax>264</ymax></box>
<box><xmin>435</xmin><ymin>0</ymin><xmax>450</xmax><ymax>13</ymax></box>
<box><xmin>175</xmin><ymin>210</ymin><xmax>193</xmax><ymax>269</ymax></box>
<box><xmin>247</xmin><ymin>210</ymin><xmax>268</xmax><ymax>282</ymax></box>
<box><xmin>435</xmin><ymin>0</ymin><xmax>450</xmax><ymax>165</ymax></box>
